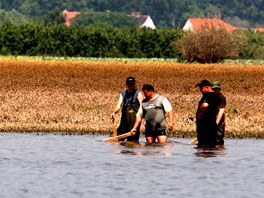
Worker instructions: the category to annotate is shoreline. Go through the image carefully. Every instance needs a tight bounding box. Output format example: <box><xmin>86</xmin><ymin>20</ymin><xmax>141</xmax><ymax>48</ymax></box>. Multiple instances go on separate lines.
<box><xmin>0</xmin><ymin>129</ymin><xmax>263</xmax><ymax>139</ymax></box>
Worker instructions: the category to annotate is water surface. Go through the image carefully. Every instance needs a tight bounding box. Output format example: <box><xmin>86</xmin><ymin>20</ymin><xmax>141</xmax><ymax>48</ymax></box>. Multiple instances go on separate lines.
<box><xmin>0</xmin><ymin>133</ymin><xmax>263</xmax><ymax>198</ymax></box>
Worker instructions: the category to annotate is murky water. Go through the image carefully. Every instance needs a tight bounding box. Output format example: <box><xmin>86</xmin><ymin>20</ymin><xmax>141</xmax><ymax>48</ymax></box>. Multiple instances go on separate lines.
<box><xmin>0</xmin><ymin>133</ymin><xmax>263</xmax><ymax>198</ymax></box>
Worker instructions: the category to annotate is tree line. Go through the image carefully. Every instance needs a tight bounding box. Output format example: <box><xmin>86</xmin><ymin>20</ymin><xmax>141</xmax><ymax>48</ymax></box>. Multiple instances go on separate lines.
<box><xmin>0</xmin><ymin>23</ymin><xmax>182</xmax><ymax>58</ymax></box>
<box><xmin>0</xmin><ymin>23</ymin><xmax>263</xmax><ymax>62</ymax></box>
<box><xmin>0</xmin><ymin>0</ymin><xmax>263</xmax><ymax>28</ymax></box>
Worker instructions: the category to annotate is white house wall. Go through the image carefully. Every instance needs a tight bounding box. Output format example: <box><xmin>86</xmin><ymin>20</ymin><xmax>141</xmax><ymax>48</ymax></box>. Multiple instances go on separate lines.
<box><xmin>183</xmin><ymin>20</ymin><xmax>193</xmax><ymax>31</ymax></box>
<box><xmin>140</xmin><ymin>17</ymin><xmax>156</xmax><ymax>29</ymax></box>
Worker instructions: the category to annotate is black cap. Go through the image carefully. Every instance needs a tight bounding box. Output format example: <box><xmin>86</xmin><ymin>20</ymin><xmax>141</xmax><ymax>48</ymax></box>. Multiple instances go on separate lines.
<box><xmin>126</xmin><ymin>76</ymin><xmax>136</xmax><ymax>84</ymax></box>
<box><xmin>196</xmin><ymin>79</ymin><xmax>212</xmax><ymax>87</ymax></box>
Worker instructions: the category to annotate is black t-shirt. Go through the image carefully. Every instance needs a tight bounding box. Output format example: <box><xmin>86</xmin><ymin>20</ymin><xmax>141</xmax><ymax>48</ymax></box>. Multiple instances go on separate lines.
<box><xmin>197</xmin><ymin>92</ymin><xmax>221</xmax><ymax>123</ymax></box>
<box><xmin>196</xmin><ymin>92</ymin><xmax>222</xmax><ymax>145</ymax></box>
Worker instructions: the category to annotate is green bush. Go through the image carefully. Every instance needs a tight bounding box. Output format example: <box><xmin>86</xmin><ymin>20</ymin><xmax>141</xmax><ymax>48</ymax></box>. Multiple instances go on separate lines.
<box><xmin>239</xmin><ymin>30</ymin><xmax>264</xmax><ymax>60</ymax></box>
<box><xmin>176</xmin><ymin>26</ymin><xmax>244</xmax><ymax>63</ymax></box>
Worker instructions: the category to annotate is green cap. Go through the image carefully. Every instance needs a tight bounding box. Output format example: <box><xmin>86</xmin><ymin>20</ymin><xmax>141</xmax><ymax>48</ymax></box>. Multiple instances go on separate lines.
<box><xmin>211</xmin><ymin>81</ymin><xmax>221</xmax><ymax>89</ymax></box>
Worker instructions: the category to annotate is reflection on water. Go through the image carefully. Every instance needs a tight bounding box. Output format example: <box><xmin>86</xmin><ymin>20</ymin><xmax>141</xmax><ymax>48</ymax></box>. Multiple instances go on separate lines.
<box><xmin>194</xmin><ymin>145</ymin><xmax>226</xmax><ymax>158</ymax></box>
<box><xmin>109</xmin><ymin>141</ymin><xmax>226</xmax><ymax>158</ymax></box>
<box><xmin>109</xmin><ymin>141</ymin><xmax>175</xmax><ymax>156</ymax></box>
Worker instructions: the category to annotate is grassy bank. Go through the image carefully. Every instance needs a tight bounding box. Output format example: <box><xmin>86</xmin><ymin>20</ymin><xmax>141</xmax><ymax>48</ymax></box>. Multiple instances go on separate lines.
<box><xmin>0</xmin><ymin>56</ymin><xmax>263</xmax><ymax>138</ymax></box>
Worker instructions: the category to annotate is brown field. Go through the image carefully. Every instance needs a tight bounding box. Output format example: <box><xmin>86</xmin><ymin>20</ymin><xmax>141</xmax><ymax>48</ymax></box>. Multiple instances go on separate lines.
<box><xmin>0</xmin><ymin>57</ymin><xmax>264</xmax><ymax>138</ymax></box>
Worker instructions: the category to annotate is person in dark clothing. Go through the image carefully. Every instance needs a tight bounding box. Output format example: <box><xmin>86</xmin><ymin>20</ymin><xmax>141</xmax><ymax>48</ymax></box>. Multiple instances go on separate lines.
<box><xmin>110</xmin><ymin>76</ymin><xmax>143</xmax><ymax>142</ymax></box>
<box><xmin>195</xmin><ymin>79</ymin><xmax>222</xmax><ymax>146</ymax></box>
<box><xmin>211</xmin><ymin>81</ymin><xmax>226</xmax><ymax>145</ymax></box>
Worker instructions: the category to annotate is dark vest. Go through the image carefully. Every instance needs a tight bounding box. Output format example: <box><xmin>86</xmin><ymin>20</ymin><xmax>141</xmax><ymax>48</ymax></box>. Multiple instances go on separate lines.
<box><xmin>121</xmin><ymin>89</ymin><xmax>140</xmax><ymax>113</ymax></box>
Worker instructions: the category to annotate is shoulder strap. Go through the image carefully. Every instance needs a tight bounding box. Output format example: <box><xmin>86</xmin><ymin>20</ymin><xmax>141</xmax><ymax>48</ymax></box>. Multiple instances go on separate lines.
<box><xmin>121</xmin><ymin>90</ymin><xmax>126</xmax><ymax>101</ymax></box>
<box><xmin>130</xmin><ymin>89</ymin><xmax>140</xmax><ymax>105</ymax></box>
<box><xmin>132</xmin><ymin>90</ymin><xmax>139</xmax><ymax>104</ymax></box>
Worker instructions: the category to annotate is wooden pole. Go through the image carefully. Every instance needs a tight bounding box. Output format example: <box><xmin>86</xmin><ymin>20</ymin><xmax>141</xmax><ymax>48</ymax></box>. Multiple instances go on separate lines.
<box><xmin>102</xmin><ymin>132</ymin><xmax>135</xmax><ymax>142</ymax></box>
<box><xmin>188</xmin><ymin>137</ymin><xmax>198</xmax><ymax>144</ymax></box>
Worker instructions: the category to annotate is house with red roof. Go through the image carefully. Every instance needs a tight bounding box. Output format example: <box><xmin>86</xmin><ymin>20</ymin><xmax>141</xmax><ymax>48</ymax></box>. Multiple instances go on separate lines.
<box><xmin>128</xmin><ymin>12</ymin><xmax>156</xmax><ymax>29</ymax></box>
<box><xmin>254</xmin><ymin>28</ymin><xmax>264</xmax><ymax>32</ymax></box>
<box><xmin>63</xmin><ymin>9</ymin><xmax>80</xmax><ymax>27</ymax></box>
<box><xmin>62</xmin><ymin>10</ymin><xmax>156</xmax><ymax>29</ymax></box>
<box><xmin>183</xmin><ymin>18</ymin><xmax>236</xmax><ymax>32</ymax></box>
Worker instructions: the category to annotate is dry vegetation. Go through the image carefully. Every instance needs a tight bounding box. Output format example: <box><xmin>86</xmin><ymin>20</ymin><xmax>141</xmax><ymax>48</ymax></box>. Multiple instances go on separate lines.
<box><xmin>0</xmin><ymin>56</ymin><xmax>263</xmax><ymax>138</ymax></box>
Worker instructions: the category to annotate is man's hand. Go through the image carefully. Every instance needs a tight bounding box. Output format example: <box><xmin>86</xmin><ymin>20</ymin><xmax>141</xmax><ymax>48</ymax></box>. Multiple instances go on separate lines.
<box><xmin>130</xmin><ymin>128</ymin><xmax>137</xmax><ymax>135</ymax></box>
<box><xmin>110</xmin><ymin>113</ymin><xmax>115</xmax><ymax>120</ymax></box>
<box><xmin>167</xmin><ymin>122</ymin><xmax>174</xmax><ymax>131</ymax></box>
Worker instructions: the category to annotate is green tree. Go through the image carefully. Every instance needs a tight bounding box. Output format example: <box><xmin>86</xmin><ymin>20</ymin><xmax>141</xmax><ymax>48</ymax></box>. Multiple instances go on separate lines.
<box><xmin>42</xmin><ymin>8</ymin><xmax>65</xmax><ymax>25</ymax></box>
<box><xmin>19</xmin><ymin>0</ymin><xmax>40</xmax><ymax>17</ymax></box>
<box><xmin>240</xmin><ymin>31</ymin><xmax>264</xmax><ymax>60</ymax></box>
<box><xmin>1</xmin><ymin>0</ymin><xmax>264</xmax><ymax>28</ymax></box>
<box><xmin>0</xmin><ymin>9</ymin><xmax>31</xmax><ymax>24</ymax></box>
<box><xmin>71</xmin><ymin>11</ymin><xmax>138</xmax><ymax>28</ymax></box>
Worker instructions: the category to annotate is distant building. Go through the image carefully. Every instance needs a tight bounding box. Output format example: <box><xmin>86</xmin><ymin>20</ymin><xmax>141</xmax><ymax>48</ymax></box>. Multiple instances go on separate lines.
<box><xmin>254</xmin><ymin>27</ymin><xmax>264</xmax><ymax>32</ymax></box>
<box><xmin>63</xmin><ymin>9</ymin><xmax>80</xmax><ymax>27</ymax></box>
<box><xmin>183</xmin><ymin>18</ymin><xmax>236</xmax><ymax>32</ymax></box>
<box><xmin>128</xmin><ymin>12</ymin><xmax>156</xmax><ymax>29</ymax></box>
<box><xmin>62</xmin><ymin>10</ymin><xmax>156</xmax><ymax>29</ymax></box>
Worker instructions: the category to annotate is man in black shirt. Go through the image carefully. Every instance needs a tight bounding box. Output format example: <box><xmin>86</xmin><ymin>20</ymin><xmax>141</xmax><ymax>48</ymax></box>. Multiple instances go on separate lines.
<box><xmin>212</xmin><ymin>81</ymin><xmax>226</xmax><ymax>145</ymax></box>
<box><xmin>195</xmin><ymin>79</ymin><xmax>222</xmax><ymax>146</ymax></box>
